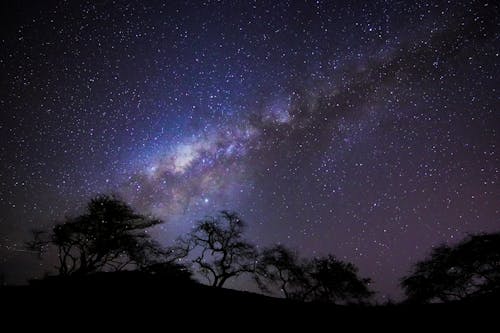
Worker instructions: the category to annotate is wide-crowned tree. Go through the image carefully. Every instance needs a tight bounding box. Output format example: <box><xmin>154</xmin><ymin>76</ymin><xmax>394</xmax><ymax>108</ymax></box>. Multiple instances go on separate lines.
<box><xmin>401</xmin><ymin>232</ymin><xmax>500</xmax><ymax>303</ymax></box>
<box><xmin>27</xmin><ymin>195</ymin><xmax>163</xmax><ymax>276</ymax></box>
<box><xmin>178</xmin><ymin>211</ymin><xmax>257</xmax><ymax>288</ymax></box>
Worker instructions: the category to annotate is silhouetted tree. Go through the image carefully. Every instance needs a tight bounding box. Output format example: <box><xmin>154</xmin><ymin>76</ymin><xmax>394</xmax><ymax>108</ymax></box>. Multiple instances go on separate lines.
<box><xmin>254</xmin><ymin>245</ymin><xmax>308</xmax><ymax>299</ymax></box>
<box><xmin>179</xmin><ymin>211</ymin><xmax>256</xmax><ymax>288</ymax></box>
<box><xmin>401</xmin><ymin>232</ymin><xmax>500</xmax><ymax>303</ymax></box>
<box><xmin>256</xmin><ymin>245</ymin><xmax>373</xmax><ymax>304</ymax></box>
<box><xmin>306</xmin><ymin>255</ymin><xmax>373</xmax><ymax>304</ymax></box>
<box><xmin>26</xmin><ymin>195</ymin><xmax>163</xmax><ymax>276</ymax></box>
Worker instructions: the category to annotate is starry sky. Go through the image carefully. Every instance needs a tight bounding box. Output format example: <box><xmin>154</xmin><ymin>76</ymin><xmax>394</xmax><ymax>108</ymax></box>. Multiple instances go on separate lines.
<box><xmin>0</xmin><ymin>0</ymin><xmax>498</xmax><ymax>299</ymax></box>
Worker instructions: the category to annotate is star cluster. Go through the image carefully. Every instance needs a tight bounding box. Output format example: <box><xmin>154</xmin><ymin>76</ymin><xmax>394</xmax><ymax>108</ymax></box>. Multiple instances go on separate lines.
<box><xmin>0</xmin><ymin>1</ymin><xmax>498</xmax><ymax>299</ymax></box>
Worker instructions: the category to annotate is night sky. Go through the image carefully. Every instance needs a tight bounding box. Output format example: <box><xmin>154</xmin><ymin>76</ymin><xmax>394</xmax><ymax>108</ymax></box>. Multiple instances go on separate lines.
<box><xmin>0</xmin><ymin>0</ymin><xmax>498</xmax><ymax>299</ymax></box>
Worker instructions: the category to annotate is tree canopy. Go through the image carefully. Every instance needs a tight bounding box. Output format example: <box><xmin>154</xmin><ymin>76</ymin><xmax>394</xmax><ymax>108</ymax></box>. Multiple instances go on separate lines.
<box><xmin>27</xmin><ymin>195</ymin><xmax>163</xmax><ymax>276</ymax></box>
<box><xmin>401</xmin><ymin>232</ymin><xmax>500</xmax><ymax>303</ymax></box>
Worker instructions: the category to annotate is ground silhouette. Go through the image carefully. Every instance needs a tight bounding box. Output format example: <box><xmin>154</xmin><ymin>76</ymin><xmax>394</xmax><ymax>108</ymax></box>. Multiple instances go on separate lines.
<box><xmin>0</xmin><ymin>270</ymin><xmax>497</xmax><ymax>329</ymax></box>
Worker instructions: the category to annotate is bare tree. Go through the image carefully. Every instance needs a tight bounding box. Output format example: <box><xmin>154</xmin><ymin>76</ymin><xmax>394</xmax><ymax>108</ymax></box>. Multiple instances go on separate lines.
<box><xmin>180</xmin><ymin>211</ymin><xmax>257</xmax><ymax>288</ymax></box>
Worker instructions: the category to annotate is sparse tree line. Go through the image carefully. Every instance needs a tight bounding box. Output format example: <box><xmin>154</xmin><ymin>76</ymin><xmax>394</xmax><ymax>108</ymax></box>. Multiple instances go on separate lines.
<box><xmin>26</xmin><ymin>195</ymin><xmax>500</xmax><ymax>304</ymax></box>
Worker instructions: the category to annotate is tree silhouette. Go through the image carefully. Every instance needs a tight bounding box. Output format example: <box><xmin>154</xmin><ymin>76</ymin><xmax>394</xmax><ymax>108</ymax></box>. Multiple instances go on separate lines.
<box><xmin>306</xmin><ymin>255</ymin><xmax>373</xmax><ymax>304</ymax></box>
<box><xmin>254</xmin><ymin>244</ymin><xmax>308</xmax><ymax>299</ymax></box>
<box><xmin>26</xmin><ymin>195</ymin><xmax>163</xmax><ymax>276</ymax></box>
<box><xmin>179</xmin><ymin>211</ymin><xmax>257</xmax><ymax>288</ymax></box>
<box><xmin>256</xmin><ymin>245</ymin><xmax>373</xmax><ymax>304</ymax></box>
<box><xmin>401</xmin><ymin>232</ymin><xmax>500</xmax><ymax>303</ymax></box>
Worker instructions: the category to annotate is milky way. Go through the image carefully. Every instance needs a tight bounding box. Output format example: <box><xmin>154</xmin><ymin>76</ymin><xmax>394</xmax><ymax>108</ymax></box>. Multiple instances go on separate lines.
<box><xmin>0</xmin><ymin>1</ymin><xmax>498</xmax><ymax>299</ymax></box>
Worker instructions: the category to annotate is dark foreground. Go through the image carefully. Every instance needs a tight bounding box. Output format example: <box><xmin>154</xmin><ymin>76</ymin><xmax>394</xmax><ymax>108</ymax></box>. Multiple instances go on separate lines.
<box><xmin>1</xmin><ymin>272</ymin><xmax>497</xmax><ymax>329</ymax></box>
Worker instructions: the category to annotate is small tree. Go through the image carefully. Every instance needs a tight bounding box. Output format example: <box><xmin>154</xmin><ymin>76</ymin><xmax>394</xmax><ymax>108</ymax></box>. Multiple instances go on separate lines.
<box><xmin>180</xmin><ymin>211</ymin><xmax>256</xmax><ymax>288</ymax></box>
<box><xmin>401</xmin><ymin>233</ymin><xmax>500</xmax><ymax>303</ymax></box>
<box><xmin>254</xmin><ymin>245</ymin><xmax>308</xmax><ymax>299</ymax></box>
<box><xmin>26</xmin><ymin>195</ymin><xmax>163</xmax><ymax>276</ymax></box>
<box><xmin>306</xmin><ymin>255</ymin><xmax>373</xmax><ymax>304</ymax></box>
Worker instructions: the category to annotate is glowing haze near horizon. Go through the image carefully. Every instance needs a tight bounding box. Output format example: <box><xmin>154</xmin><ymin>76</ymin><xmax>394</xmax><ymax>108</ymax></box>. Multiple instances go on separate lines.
<box><xmin>0</xmin><ymin>1</ymin><xmax>498</xmax><ymax>299</ymax></box>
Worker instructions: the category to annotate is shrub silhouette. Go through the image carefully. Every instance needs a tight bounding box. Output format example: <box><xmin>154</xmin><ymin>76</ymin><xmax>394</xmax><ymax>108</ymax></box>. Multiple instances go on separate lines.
<box><xmin>401</xmin><ymin>232</ymin><xmax>500</xmax><ymax>303</ymax></box>
<box><xmin>177</xmin><ymin>211</ymin><xmax>257</xmax><ymax>288</ymax></box>
<box><xmin>26</xmin><ymin>195</ymin><xmax>163</xmax><ymax>276</ymax></box>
